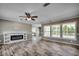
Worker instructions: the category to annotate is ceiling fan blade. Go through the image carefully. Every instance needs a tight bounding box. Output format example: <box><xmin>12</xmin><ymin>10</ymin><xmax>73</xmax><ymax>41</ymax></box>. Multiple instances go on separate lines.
<box><xmin>31</xmin><ymin>16</ymin><xmax>38</xmax><ymax>18</ymax></box>
<box><xmin>19</xmin><ymin>16</ymin><xmax>27</xmax><ymax>18</ymax></box>
<box><xmin>31</xmin><ymin>18</ymin><xmax>35</xmax><ymax>21</ymax></box>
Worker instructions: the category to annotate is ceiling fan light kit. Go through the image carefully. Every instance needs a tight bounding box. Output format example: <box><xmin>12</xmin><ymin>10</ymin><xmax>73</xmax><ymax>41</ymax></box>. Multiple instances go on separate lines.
<box><xmin>27</xmin><ymin>18</ymin><xmax>32</xmax><ymax>21</ymax></box>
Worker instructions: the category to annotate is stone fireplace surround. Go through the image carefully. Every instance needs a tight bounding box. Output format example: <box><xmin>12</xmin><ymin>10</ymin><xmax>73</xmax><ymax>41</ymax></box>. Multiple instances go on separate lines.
<box><xmin>0</xmin><ymin>31</ymin><xmax>27</xmax><ymax>44</ymax></box>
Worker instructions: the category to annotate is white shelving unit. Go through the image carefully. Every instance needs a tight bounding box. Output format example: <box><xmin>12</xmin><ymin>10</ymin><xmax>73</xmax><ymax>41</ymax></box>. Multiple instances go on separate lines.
<box><xmin>0</xmin><ymin>31</ymin><xmax>27</xmax><ymax>44</ymax></box>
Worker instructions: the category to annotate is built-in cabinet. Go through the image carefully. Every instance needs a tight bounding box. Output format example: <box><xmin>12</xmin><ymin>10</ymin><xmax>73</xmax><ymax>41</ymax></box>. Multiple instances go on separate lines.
<box><xmin>0</xmin><ymin>31</ymin><xmax>27</xmax><ymax>44</ymax></box>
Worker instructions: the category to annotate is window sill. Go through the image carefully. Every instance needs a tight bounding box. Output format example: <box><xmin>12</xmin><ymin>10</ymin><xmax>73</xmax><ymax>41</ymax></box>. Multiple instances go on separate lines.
<box><xmin>42</xmin><ymin>37</ymin><xmax>79</xmax><ymax>46</ymax></box>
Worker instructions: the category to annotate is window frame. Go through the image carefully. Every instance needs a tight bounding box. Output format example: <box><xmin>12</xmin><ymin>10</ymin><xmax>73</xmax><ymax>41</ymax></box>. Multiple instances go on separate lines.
<box><xmin>43</xmin><ymin>25</ymin><xmax>51</xmax><ymax>37</ymax></box>
<box><xmin>43</xmin><ymin>21</ymin><xmax>77</xmax><ymax>40</ymax></box>
<box><xmin>62</xmin><ymin>22</ymin><xmax>77</xmax><ymax>40</ymax></box>
<box><xmin>51</xmin><ymin>24</ymin><xmax>61</xmax><ymax>38</ymax></box>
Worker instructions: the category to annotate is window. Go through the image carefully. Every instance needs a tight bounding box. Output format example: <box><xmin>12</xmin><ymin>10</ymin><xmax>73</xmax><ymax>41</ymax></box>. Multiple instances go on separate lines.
<box><xmin>51</xmin><ymin>24</ymin><xmax>60</xmax><ymax>37</ymax></box>
<box><xmin>44</xmin><ymin>25</ymin><xmax>50</xmax><ymax>37</ymax></box>
<box><xmin>62</xmin><ymin>22</ymin><xmax>76</xmax><ymax>39</ymax></box>
<box><xmin>43</xmin><ymin>22</ymin><xmax>76</xmax><ymax>40</ymax></box>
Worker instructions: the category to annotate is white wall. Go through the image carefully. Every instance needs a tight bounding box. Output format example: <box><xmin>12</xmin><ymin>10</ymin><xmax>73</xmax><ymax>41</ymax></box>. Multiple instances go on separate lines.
<box><xmin>0</xmin><ymin>20</ymin><xmax>32</xmax><ymax>33</ymax></box>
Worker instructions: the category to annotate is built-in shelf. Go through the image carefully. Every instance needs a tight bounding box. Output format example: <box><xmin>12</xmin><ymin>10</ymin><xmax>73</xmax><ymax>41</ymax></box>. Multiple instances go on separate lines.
<box><xmin>0</xmin><ymin>31</ymin><xmax>27</xmax><ymax>44</ymax></box>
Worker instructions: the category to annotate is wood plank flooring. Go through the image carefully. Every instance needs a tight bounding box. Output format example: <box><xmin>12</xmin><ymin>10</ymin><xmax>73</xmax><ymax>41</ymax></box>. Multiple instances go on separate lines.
<box><xmin>0</xmin><ymin>40</ymin><xmax>79</xmax><ymax>56</ymax></box>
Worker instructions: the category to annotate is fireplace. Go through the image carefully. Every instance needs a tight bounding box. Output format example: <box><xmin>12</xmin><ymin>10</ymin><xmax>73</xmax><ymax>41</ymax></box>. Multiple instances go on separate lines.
<box><xmin>11</xmin><ymin>35</ymin><xmax>23</xmax><ymax>41</ymax></box>
<box><xmin>0</xmin><ymin>31</ymin><xmax>27</xmax><ymax>44</ymax></box>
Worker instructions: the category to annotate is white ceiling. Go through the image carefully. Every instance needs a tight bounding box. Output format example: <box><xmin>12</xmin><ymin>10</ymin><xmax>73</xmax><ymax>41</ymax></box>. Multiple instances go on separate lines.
<box><xmin>0</xmin><ymin>3</ymin><xmax>79</xmax><ymax>24</ymax></box>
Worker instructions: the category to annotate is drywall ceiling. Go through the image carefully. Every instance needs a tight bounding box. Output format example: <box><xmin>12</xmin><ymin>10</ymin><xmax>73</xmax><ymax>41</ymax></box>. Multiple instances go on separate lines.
<box><xmin>0</xmin><ymin>3</ymin><xmax>79</xmax><ymax>24</ymax></box>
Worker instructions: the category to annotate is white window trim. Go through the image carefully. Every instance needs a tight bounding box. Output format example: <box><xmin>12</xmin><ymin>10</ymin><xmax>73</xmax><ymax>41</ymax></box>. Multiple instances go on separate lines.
<box><xmin>62</xmin><ymin>22</ymin><xmax>77</xmax><ymax>40</ymax></box>
<box><xmin>51</xmin><ymin>24</ymin><xmax>61</xmax><ymax>38</ymax></box>
<box><xmin>43</xmin><ymin>25</ymin><xmax>51</xmax><ymax>37</ymax></box>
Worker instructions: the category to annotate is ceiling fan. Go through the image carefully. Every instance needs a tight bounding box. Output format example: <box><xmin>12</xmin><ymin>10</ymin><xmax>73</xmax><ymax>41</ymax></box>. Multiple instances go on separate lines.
<box><xmin>19</xmin><ymin>12</ymin><xmax>38</xmax><ymax>21</ymax></box>
<box><xmin>19</xmin><ymin>3</ymin><xmax>50</xmax><ymax>21</ymax></box>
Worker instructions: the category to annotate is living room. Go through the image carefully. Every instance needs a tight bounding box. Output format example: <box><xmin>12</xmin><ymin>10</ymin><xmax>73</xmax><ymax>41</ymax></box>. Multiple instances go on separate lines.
<box><xmin>0</xmin><ymin>3</ymin><xmax>79</xmax><ymax>56</ymax></box>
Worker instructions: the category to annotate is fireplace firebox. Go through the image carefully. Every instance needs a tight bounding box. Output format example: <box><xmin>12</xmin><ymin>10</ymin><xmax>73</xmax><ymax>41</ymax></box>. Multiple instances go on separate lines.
<box><xmin>11</xmin><ymin>35</ymin><xmax>23</xmax><ymax>41</ymax></box>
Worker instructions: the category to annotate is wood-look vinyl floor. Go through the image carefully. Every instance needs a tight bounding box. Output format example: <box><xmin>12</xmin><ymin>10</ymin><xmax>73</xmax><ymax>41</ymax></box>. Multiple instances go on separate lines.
<box><xmin>0</xmin><ymin>40</ymin><xmax>79</xmax><ymax>56</ymax></box>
